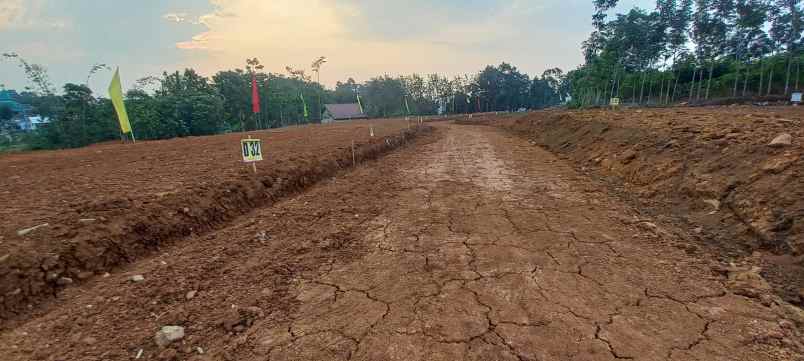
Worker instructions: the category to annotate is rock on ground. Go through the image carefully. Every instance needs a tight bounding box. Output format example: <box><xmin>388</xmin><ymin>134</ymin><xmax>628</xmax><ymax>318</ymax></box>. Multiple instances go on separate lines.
<box><xmin>769</xmin><ymin>133</ymin><xmax>793</xmax><ymax>147</ymax></box>
<box><xmin>154</xmin><ymin>326</ymin><xmax>185</xmax><ymax>347</ymax></box>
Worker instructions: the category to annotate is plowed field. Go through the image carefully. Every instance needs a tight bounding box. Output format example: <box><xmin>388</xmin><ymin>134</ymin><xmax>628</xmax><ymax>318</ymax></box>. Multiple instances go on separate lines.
<box><xmin>1</xmin><ymin>112</ymin><xmax>803</xmax><ymax>360</ymax></box>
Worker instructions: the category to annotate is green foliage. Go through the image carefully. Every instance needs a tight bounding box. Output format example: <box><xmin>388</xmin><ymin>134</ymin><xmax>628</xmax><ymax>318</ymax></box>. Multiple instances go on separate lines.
<box><xmin>332</xmin><ymin>78</ymin><xmax>361</xmax><ymax>104</ymax></box>
<box><xmin>27</xmin><ymin>84</ymin><xmax>118</xmax><ymax>149</ymax></box>
<box><xmin>3</xmin><ymin>58</ymin><xmax>568</xmax><ymax>151</ymax></box>
<box><xmin>157</xmin><ymin>69</ymin><xmax>225</xmax><ymax>136</ymax></box>
<box><xmin>570</xmin><ymin>0</ymin><xmax>803</xmax><ymax>106</ymax></box>
<box><xmin>363</xmin><ymin>75</ymin><xmax>406</xmax><ymax>117</ymax></box>
<box><xmin>0</xmin><ymin>105</ymin><xmax>13</xmax><ymax>124</ymax></box>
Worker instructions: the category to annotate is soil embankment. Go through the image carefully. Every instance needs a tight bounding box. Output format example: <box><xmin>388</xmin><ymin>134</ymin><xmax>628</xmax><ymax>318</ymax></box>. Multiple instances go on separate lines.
<box><xmin>0</xmin><ymin>120</ymin><xmax>431</xmax><ymax>325</ymax></box>
<box><xmin>486</xmin><ymin>107</ymin><xmax>803</xmax><ymax>304</ymax></box>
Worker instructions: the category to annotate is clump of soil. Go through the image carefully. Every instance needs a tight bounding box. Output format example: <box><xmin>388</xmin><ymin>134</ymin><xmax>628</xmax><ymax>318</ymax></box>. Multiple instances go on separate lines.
<box><xmin>495</xmin><ymin>106</ymin><xmax>803</xmax><ymax>304</ymax></box>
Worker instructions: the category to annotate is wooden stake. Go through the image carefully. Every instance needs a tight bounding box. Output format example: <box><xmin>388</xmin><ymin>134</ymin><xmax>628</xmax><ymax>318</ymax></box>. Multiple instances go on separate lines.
<box><xmin>351</xmin><ymin>140</ymin><xmax>356</xmax><ymax>166</ymax></box>
<box><xmin>248</xmin><ymin>134</ymin><xmax>257</xmax><ymax>174</ymax></box>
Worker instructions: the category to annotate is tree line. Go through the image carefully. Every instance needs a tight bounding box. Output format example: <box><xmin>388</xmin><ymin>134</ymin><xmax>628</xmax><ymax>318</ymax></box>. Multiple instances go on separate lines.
<box><xmin>1</xmin><ymin>55</ymin><xmax>567</xmax><ymax>150</ymax></box>
<box><xmin>569</xmin><ymin>0</ymin><xmax>804</xmax><ymax>107</ymax></box>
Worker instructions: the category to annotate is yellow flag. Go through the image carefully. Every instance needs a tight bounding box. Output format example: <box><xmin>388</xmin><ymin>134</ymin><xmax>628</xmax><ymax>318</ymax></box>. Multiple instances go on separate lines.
<box><xmin>108</xmin><ymin>68</ymin><xmax>132</xmax><ymax>134</ymax></box>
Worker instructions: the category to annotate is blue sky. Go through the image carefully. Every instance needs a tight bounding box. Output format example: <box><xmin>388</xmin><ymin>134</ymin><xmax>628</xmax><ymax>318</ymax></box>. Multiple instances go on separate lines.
<box><xmin>0</xmin><ymin>0</ymin><xmax>651</xmax><ymax>94</ymax></box>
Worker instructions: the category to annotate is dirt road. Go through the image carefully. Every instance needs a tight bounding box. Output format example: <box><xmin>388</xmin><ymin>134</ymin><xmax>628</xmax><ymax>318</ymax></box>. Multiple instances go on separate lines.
<box><xmin>1</xmin><ymin>123</ymin><xmax>801</xmax><ymax>360</ymax></box>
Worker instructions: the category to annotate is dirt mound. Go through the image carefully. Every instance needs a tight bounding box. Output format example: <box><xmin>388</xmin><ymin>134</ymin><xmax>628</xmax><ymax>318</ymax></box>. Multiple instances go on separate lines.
<box><xmin>0</xmin><ymin>123</ymin><xmax>431</xmax><ymax>326</ymax></box>
<box><xmin>690</xmin><ymin>95</ymin><xmax>790</xmax><ymax>107</ymax></box>
<box><xmin>452</xmin><ymin>113</ymin><xmax>523</xmax><ymax>126</ymax></box>
<box><xmin>494</xmin><ymin>107</ymin><xmax>804</xmax><ymax>304</ymax></box>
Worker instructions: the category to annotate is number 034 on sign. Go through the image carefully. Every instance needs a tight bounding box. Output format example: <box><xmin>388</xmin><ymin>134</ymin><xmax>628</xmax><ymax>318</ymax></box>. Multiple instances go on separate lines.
<box><xmin>241</xmin><ymin>139</ymin><xmax>263</xmax><ymax>162</ymax></box>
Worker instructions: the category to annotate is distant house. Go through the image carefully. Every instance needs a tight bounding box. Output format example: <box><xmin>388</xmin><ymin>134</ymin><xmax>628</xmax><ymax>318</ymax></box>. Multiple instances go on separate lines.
<box><xmin>1</xmin><ymin>90</ymin><xmax>46</xmax><ymax>132</ymax></box>
<box><xmin>16</xmin><ymin>116</ymin><xmax>50</xmax><ymax>131</ymax></box>
<box><xmin>322</xmin><ymin>103</ymin><xmax>368</xmax><ymax>123</ymax></box>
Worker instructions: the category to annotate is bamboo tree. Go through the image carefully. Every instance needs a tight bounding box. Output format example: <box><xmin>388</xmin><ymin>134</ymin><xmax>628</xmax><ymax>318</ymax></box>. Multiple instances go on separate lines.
<box><xmin>743</xmin><ymin>60</ymin><xmax>749</xmax><ymax>96</ymax></box>
<box><xmin>733</xmin><ymin>56</ymin><xmax>741</xmax><ymax>97</ymax></box>
<box><xmin>705</xmin><ymin>60</ymin><xmax>714</xmax><ymax>99</ymax></box>
<box><xmin>772</xmin><ymin>0</ymin><xmax>803</xmax><ymax>94</ymax></box>
<box><xmin>311</xmin><ymin>56</ymin><xmax>327</xmax><ymax>122</ymax></box>
<box><xmin>697</xmin><ymin>65</ymin><xmax>705</xmax><ymax>100</ymax></box>
<box><xmin>759</xmin><ymin>57</ymin><xmax>765</xmax><ymax>94</ymax></box>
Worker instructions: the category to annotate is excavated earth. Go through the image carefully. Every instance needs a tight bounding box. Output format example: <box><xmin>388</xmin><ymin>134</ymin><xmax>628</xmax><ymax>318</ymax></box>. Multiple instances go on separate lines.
<box><xmin>0</xmin><ymin>118</ymin><xmax>426</xmax><ymax>323</ymax></box>
<box><xmin>488</xmin><ymin>107</ymin><xmax>803</xmax><ymax>306</ymax></box>
<box><xmin>0</xmin><ymin>120</ymin><xmax>802</xmax><ymax>360</ymax></box>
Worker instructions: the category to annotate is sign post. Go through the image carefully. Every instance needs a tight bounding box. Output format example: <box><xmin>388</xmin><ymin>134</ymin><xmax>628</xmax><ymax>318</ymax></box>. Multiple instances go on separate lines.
<box><xmin>241</xmin><ymin>136</ymin><xmax>263</xmax><ymax>174</ymax></box>
<box><xmin>791</xmin><ymin>91</ymin><xmax>802</xmax><ymax>105</ymax></box>
<box><xmin>609</xmin><ymin>97</ymin><xmax>620</xmax><ymax>110</ymax></box>
<box><xmin>352</xmin><ymin>140</ymin><xmax>356</xmax><ymax>166</ymax></box>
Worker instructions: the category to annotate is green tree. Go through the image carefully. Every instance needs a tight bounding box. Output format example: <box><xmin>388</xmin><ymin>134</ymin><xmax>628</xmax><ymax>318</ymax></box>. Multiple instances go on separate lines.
<box><xmin>363</xmin><ymin>75</ymin><xmax>405</xmax><ymax>117</ymax></box>
<box><xmin>213</xmin><ymin>69</ymin><xmax>250</xmax><ymax>131</ymax></box>
<box><xmin>770</xmin><ymin>0</ymin><xmax>803</xmax><ymax>94</ymax></box>
<box><xmin>732</xmin><ymin>0</ymin><xmax>770</xmax><ymax>96</ymax></box>
<box><xmin>333</xmin><ymin>78</ymin><xmax>361</xmax><ymax>103</ymax></box>
<box><xmin>157</xmin><ymin>69</ymin><xmax>225</xmax><ymax>136</ymax></box>
<box><xmin>0</xmin><ymin>105</ymin><xmax>15</xmax><ymax>132</ymax></box>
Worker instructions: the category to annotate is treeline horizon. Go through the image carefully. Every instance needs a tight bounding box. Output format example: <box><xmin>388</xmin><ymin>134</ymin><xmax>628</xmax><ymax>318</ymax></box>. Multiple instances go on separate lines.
<box><xmin>568</xmin><ymin>0</ymin><xmax>804</xmax><ymax>106</ymax></box>
<box><xmin>7</xmin><ymin>0</ymin><xmax>801</xmax><ymax>150</ymax></box>
<box><xmin>0</xmin><ymin>55</ymin><xmax>565</xmax><ymax>150</ymax></box>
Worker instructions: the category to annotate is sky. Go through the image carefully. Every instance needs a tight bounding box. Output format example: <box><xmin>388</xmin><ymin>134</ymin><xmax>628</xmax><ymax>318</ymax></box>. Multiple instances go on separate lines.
<box><xmin>0</xmin><ymin>0</ymin><xmax>652</xmax><ymax>94</ymax></box>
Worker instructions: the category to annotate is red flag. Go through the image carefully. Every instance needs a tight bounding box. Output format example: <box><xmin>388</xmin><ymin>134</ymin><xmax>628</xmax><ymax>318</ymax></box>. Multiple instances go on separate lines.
<box><xmin>251</xmin><ymin>73</ymin><xmax>260</xmax><ymax>114</ymax></box>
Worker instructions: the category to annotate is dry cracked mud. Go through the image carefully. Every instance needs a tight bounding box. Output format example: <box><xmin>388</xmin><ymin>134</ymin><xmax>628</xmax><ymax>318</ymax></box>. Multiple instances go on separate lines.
<box><xmin>1</xmin><ymin>123</ymin><xmax>802</xmax><ymax>360</ymax></box>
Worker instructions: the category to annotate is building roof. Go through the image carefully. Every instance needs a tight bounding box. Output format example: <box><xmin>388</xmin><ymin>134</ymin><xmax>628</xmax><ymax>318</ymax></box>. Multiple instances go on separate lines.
<box><xmin>324</xmin><ymin>103</ymin><xmax>367</xmax><ymax>120</ymax></box>
<box><xmin>27</xmin><ymin>116</ymin><xmax>49</xmax><ymax>124</ymax></box>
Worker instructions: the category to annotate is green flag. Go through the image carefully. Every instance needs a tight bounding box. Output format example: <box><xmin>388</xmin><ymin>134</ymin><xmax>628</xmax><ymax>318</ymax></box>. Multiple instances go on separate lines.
<box><xmin>300</xmin><ymin>93</ymin><xmax>309</xmax><ymax>118</ymax></box>
<box><xmin>108</xmin><ymin>68</ymin><xmax>132</xmax><ymax>135</ymax></box>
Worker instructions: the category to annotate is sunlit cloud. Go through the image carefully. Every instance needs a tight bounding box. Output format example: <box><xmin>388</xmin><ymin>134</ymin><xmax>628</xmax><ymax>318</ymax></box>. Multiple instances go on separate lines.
<box><xmin>166</xmin><ymin>0</ymin><xmax>559</xmax><ymax>85</ymax></box>
<box><xmin>1</xmin><ymin>0</ymin><xmax>654</xmax><ymax>93</ymax></box>
<box><xmin>0</xmin><ymin>0</ymin><xmax>70</xmax><ymax>31</ymax></box>
<box><xmin>0</xmin><ymin>0</ymin><xmax>32</xmax><ymax>29</ymax></box>
<box><xmin>0</xmin><ymin>0</ymin><xmax>33</xmax><ymax>29</ymax></box>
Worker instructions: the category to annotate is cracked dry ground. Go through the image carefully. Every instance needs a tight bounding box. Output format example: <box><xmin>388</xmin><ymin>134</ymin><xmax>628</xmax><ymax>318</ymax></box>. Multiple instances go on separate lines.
<box><xmin>2</xmin><ymin>123</ymin><xmax>802</xmax><ymax>361</ymax></box>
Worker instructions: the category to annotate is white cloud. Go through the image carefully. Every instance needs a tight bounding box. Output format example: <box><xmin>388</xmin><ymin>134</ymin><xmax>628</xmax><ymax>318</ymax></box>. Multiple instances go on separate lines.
<box><xmin>163</xmin><ymin>12</ymin><xmax>189</xmax><ymax>23</ymax></box>
<box><xmin>0</xmin><ymin>0</ymin><xmax>70</xmax><ymax>31</ymax></box>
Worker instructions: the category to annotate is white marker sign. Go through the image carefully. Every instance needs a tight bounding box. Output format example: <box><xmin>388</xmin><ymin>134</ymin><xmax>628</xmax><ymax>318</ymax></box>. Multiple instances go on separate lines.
<box><xmin>241</xmin><ymin>138</ymin><xmax>263</xmax><ymax>163</ymax></box>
